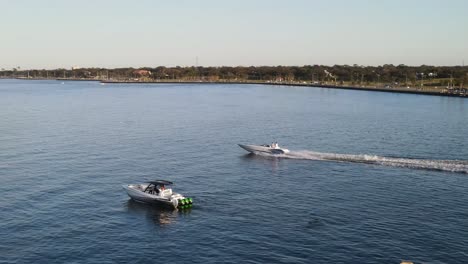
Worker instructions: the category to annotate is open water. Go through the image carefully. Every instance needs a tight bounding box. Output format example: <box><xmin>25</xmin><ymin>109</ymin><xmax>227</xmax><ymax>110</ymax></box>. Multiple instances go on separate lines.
<box><xmin>1</xmin><ymin>79</ymin><xmax>467</xmax><ymax>263</ymax></box>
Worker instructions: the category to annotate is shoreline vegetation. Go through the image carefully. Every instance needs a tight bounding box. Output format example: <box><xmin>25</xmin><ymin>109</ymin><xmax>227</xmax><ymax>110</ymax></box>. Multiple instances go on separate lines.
<box><xmin>1</xmin><ymin>65</ymin><xmax>467</xmax><ymax>97</ymax></box>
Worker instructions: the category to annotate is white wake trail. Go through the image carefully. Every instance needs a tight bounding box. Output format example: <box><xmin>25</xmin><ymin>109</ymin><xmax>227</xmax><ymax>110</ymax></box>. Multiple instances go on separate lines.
<box><xmin>272</xmin><ymin>150</ymin><xmax>468</xmax><ymax>174</ymax></box>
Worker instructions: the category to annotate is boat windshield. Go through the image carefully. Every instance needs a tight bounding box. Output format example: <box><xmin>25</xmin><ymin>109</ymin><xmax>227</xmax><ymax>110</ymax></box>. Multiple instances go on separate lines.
<box><xmin>143</xmin><ymin>183</ymin><xmax>159</xmax><ymax>194</ymax></box>
<box><xmin>260</xmin><ymin>143</ymin><xmax>281</xmax><ymax>148</ymax></box>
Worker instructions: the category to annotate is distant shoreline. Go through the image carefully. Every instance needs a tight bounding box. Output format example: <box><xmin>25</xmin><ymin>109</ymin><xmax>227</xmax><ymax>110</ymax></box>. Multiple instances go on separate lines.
<box><xmin>99</xmin><ymin>80</ymin><xmax>468</xmax><ymax>98</ymax></box>
<box><xmin>3</xmin><ymin>77</ymin><xmax>467</xmax><ymax>98</ymax></box>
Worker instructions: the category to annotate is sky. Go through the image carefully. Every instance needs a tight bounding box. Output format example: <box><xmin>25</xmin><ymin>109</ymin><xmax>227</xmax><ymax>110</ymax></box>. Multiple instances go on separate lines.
<box><xmin>1</xmin><ymin>0</ymin><xmax>467</xmax><ymax>69</ymax></box>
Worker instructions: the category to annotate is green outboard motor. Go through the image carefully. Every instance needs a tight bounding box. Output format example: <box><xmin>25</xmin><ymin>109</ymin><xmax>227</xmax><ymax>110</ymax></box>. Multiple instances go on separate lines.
<box><xmin>178</xmin><ymin>198</ymin><xmax>193</xmax><ymax>209</ymax></box>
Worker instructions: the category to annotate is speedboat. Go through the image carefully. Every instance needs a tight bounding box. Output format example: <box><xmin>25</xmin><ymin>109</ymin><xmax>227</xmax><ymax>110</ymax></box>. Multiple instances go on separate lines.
<box><xmin>238</xmin><ymin>143</ymin><xmax>290</xmax><ymax>155</ymax></box>
<box><xmin>122</xmin><ymin>180</ymin><xmax>193</xmax><ymax>209</ymax></box>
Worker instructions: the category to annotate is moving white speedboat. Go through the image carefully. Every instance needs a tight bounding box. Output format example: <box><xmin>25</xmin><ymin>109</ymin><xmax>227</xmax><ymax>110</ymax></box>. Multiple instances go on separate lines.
<box><xmin>122</xmin><ymin>180</ymin><xmax>193</xmax><ymax>209</ymax></box>
<box><xmin>238</xmin><ymin>143</ymin><xmax>290</xmax><ymax>155</ymax></box>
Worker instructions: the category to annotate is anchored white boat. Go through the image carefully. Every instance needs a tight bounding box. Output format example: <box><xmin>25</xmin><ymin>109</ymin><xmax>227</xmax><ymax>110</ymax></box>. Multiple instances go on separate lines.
<box><xmin>122</xmin><ymin>180</ymin><xmax>193</xmax><ymax>209</ymax></box>
<box><xmin>238</xmin><ymin>143</ymin><xmax>290</xmax><ymax>155</ymax></box>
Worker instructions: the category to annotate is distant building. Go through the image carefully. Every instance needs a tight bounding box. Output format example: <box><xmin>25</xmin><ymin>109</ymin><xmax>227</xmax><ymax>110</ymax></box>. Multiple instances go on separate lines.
<box><xmin>133</xmin><ymin>70</ymin><xmax>152</xmax><ymax>77</ymax></box>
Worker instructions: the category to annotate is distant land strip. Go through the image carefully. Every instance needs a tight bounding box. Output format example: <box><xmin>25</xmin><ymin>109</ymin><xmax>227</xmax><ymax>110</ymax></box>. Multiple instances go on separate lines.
<box><xmin>1</xmin><ymin>64</ymin><xmax>467</xmax><ymax>97</ymax></box>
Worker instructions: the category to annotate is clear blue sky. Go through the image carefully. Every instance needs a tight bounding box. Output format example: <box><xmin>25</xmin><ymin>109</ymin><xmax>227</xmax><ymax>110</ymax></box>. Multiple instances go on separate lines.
<box><xmin>1</xmin><ymin>0</ymin><xmax>467</xmax><ymax>69</ymax></box>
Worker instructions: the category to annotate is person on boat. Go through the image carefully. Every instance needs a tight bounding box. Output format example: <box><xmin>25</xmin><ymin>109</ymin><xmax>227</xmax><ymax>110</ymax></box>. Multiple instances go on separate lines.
<box><xmin>151</xmin><ymin>185</ymin><xmax>159</xmax><ymax>194</ymax></box>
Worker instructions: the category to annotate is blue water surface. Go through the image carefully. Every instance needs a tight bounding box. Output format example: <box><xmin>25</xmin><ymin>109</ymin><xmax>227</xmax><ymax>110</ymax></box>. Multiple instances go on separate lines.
<box><xmin>0</xmin><ymin>79</ymin><xmax>467</xmax><ymax>263</ymax></box>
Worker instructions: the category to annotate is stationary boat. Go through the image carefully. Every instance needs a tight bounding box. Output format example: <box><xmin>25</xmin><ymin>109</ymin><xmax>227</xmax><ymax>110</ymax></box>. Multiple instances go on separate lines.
<box><xmin>238</xmin><ymin>143</ymin><xmax>290</xmax><ymax>154</ymax></box>
<box><xmin>122</xmin><ymin>180</ymin><xmax>193</xmax><ymax>209</ymax></box>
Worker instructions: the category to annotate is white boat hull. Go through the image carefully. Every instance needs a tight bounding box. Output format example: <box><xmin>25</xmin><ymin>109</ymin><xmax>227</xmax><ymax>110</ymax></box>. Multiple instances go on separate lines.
<box><xmin>238</xmin><ymin>144</ymin><xmax>290</xmax><ymax>155</ymax></box>
<box><xmin>122</xmin><ymin>184</ymin><xmax>184</xmax><ymax>209</ymax></box>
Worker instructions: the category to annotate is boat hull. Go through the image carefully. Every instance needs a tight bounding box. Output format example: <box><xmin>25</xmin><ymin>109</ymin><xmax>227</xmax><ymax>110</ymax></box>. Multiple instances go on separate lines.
<box><xmin>122</xmin><ymin>185</ymin><xmax>179</xmax><ymax>208</ymax></box>
<box><xmin>238</xmin><ymin>144</ymin><xmax>289</xmax><ymax>154</ymax></box>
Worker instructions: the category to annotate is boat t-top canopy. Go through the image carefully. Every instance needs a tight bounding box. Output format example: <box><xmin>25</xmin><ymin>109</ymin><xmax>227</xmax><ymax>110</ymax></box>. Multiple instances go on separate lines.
<box><xmin>148</xmin><ymin>180</ymin><xmax>174</xmax><ymax>186</ymax></box>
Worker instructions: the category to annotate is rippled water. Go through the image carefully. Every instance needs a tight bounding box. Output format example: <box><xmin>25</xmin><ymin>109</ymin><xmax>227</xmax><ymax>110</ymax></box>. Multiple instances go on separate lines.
<box><xmin>1</xmin><ymin>79</ymin><xmax>467</xmax><ymax>263</ymax></box>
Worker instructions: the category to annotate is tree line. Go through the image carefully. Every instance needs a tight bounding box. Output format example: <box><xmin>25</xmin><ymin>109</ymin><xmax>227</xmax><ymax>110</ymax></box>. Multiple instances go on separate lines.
<box><xmin>2</xmin><ymin>64</ymin><xmax>467</xmax><ymax>87</ymax></box>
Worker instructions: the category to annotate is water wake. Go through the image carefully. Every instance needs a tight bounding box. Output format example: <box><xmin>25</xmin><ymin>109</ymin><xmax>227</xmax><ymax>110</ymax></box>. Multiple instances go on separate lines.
<box><xmin>266</xmin><ymin>150</ymin><xmax>468</xmax><ymax>174</ymax></box>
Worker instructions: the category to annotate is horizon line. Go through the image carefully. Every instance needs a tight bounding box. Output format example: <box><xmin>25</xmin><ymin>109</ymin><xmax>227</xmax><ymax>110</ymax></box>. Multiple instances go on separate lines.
<box><xmin>2</xmin><ymin>63</ymin><xmax>467</xmax><ymax>71</ymax></box>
